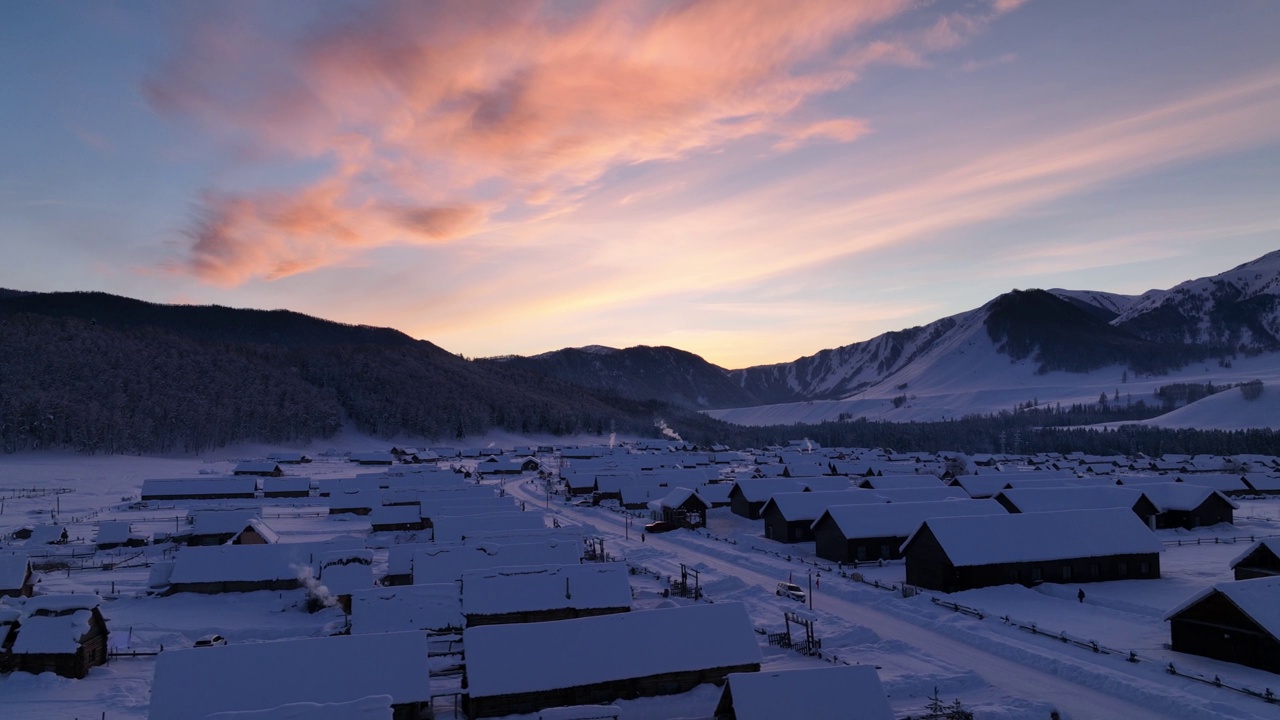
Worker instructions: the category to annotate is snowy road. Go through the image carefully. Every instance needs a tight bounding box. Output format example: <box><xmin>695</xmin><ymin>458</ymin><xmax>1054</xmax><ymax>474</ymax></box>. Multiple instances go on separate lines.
<box><xmin>514</xmin><ymin>483</ymin><xmax>1268</xmax><ymax>720</ymax></box>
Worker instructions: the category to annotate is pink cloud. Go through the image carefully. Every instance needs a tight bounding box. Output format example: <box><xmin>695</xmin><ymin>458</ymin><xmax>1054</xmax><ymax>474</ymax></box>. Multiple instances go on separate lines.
<box><xmin>148</xmin><ymin>0</ymin><xmax>1015</xmax><ymax>284</ymax></box>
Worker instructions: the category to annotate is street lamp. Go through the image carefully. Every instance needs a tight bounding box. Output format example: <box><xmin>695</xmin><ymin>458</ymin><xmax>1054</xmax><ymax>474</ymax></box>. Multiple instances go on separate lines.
<box><xmin>807</xmin><ymin>569</ymin><xmax>813</xmax><ymax>610</ymax></box>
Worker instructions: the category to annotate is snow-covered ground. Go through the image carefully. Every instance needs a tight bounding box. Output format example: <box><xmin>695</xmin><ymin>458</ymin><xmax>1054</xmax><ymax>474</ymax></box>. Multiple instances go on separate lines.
<box><xmin>2</xmin><ymin>446</ymin><xmax>1279</xmax><ymax>720</ymax></box>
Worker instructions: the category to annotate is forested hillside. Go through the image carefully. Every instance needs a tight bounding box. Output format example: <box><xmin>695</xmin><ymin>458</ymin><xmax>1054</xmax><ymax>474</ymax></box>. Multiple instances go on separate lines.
<box><xmin>0</xmin><ymin>292</ymin><xmax>719</xmax><ymax>453</ymax></box>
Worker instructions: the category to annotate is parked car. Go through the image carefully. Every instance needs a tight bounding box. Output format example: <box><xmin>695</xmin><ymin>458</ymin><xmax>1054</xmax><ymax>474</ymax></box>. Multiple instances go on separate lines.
<box><xmin>644</xmin><ymin>520</ymin><xmax>678</xmax><ymax>533</ymax></box>
<box><xmin>776</xmin><ymin>582</ymin><xmax>806</xmax><ymax>602</ymax></box>
<box><xmin>193</xmin><ymin>634</ymin><xmax>227</xmax><ymax>648</ymax></box>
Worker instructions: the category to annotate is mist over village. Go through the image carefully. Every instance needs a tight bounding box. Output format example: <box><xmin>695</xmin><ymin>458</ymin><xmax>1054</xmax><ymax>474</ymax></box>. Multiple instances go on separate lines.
<box><xmin>3</xmin><ymin>2</ymin><xmax>1280</xmax><ymax>719</ymax></box>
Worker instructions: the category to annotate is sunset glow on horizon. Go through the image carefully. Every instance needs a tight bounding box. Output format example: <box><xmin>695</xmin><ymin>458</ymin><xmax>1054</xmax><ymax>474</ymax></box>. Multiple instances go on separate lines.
<box><xmin>3</xmin><ymin>1</ymin><xmax>1279</xmax><ymax>368</ymax></box>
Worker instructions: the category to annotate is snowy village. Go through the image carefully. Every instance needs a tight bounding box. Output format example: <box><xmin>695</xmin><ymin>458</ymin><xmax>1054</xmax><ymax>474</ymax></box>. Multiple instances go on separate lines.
<box><xmin>1</xmin><ymin>440</ymin><xmax>1279</xmax><ymax>720</ymax></box>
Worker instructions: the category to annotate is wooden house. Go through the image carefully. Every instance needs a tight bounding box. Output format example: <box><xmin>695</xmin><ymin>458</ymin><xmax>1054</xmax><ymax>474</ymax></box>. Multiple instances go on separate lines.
<box><xmin>714</xmin><ymin>665</ymin><xmax>894</xmax><ymax>720</ymax></box>
<box><xmin>261</xmin><ymin>476</ymin><xmax>311</xmax><ymax>498</ymax></box>
<box><xmin>727</xmin><ymin>479</ymin><xmax>805</xmax><ymax>520</ymax></box>
<box><xmin>1241</xmin><ymin>473</ymin><xmax>1280</xmax><ymax>495</ymax></box>
<box><xmin>1138</xmin><ymin>484</ymin><xmax>1237</xmax><ymax>529</ymax></box>
<box><xmin>315</xmin><ymin>549</ymin><xmax>373</xmax><ymax>614</ymax></box>
<box><xmin>0</xmin><ymin>555</ymin><xmax>34</xmax><ymax>598</ymax></box>
<box><xmin>564</xmin><ymin>473</ymin><xmax>599</xmax><ymax>497</ymax></box>
<box><xmin>1165</xmin><ymin>576</ymin><xmax>1280</xmax><ymax>674</ymax></box>
<box><xmin>164</xmin><ymin>540</ymin><xmax>361</xmax><ymax>595</ymax></box>
<box><xmin>369</xmin><ymin>503</ymin><xmax>427</xmax><ymax>532</ymax></box>
<box><xmin>26</xmin><ymin>524</ymin><xmax>70</xmax><ymax>545</ymax></box>
<box><xmin>902</xmin><ymin>508</ymin><xmax>1163</xmax><ymax>593</ymax></box>
<box><xmin>647</xmin><ymin>487</ymin><xmax>710</xmax><ymax>528</ymax></box>
<box><xmin>140</xmin><ymin>478</ymin><xmax>256</xmax><ymax>501</ymax></box>
<box><xmin>461</xmin><ymin>563</ymin><xmax>631</xmax><ymax>627</ymax></box>
<box><xmin>186</xmin><ymin>510</ymin><xmax>270</xmax><ymax>546</ymax></box>
<box><xmin>410</xmin><ymin>539</ymin><xmax>582</xmax><ymax>585</ymax></box>
<box><xmin>349</xmin><ymin>451</ymin><xmax>395</xmax><ymax>465</ymax></box>
<box><xmin>149</xmin><ymin>631</ymin><xmax>431</xmax><ymax>720</ymax></box>
<box><xmin>350</xmin><ymin>584</ymin><xmax>463</xmax><ymax>635</ymax></box>
<box><xmin>233</xmin><ymin>461</ymin><xmax>283</xmax><ymax>477</ymax></box>
<box><xmin>993</xmin><ymin>487</ymin><xmax>1159</xmax><ymax>528</ymax></box>
<box><xmin>463</xmin><ymin>603</ymin><xmax>761</xmax><ymax>718</ymax></box>
<box><xmin>266</xmin><ymin>451</ymin><xmax>311</xmax><ymax>464</ymax></box>
<box><xmin>760</xmin><ymin>490</ymin><xmax>885</xmax><ymax>544</ymax></box>
<box><xmin>8</xmin><ymin>594</ymin><xmax>109</xmax><ymax>679</ymax></box>
<box><xmin>0</xmin><ymin>605</ymin><xmax>18</xmax><ymax>673</ymax></box>
<box><xmin>1230</xmin><ymin>538</ymin><xmax>1280</xmax><ymax>580</ymax></box>
<box><xmin>93</xmin><ymin>521</ymin><xmax>148</xmax><ymax>550</ymax></box>
<box><xmin>1173</xmin><ymin>473</ymin><xmax>1251</xmax><ymax>495</ymax></box>
<box><xmin>812</xmin><ymin>499</ymin><xmax>1006</xmax><ymax>564</ymax></box>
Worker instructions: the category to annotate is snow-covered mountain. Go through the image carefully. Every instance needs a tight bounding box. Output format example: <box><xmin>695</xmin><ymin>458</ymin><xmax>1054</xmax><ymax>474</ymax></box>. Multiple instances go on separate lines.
<box><xmin>727</xmin><ymin>313</ymin><xmax>963</xmax><ymax>403</ymax></box>
<box><xmin>703</xmin><ymin>252</ymin><xmax>1280</xmax><ymax>426</ymax></box>
<box><xmin>505</xmin><ymin>251</ymin><xmax>1280</xmax><ymax>424</ymax></box>
<box><xmin>1113</xmin><ymin>249</ymin><xmax>1280</xmax><ymax>349</ymax></box>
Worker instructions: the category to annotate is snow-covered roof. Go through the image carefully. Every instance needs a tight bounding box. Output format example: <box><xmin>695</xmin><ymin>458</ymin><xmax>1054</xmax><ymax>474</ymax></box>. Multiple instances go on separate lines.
<box><xmin>694</xmin><ymin>483</ymin><xmax>732</xmax><ymax>504</ymax></box>
<box><xmin>203</xmin><ymin>694</ymin><xmax>394</xmax><ymax>720</ymax></box>
<box><xmin>418</xmin><ymin>494</ymin><xmax>514</xmax><ymax>518</ymax></box>
<box><xmin>1164</xmin><ymin>576</ymin><xmax>1280</xmax><ymax>639</ymax></box>
<box><xmin>95</xmin><ymin>520</ymin><xmax>147</xmax><ymax>545</ymax></box>
<box><xmin>994</xmin><ymin>486</ymin><xmax>1148</xmax><ymax>514</ymax></box>
<box><xmin>11</xmin><ymin>608</ymin><xmax>100</xmax><ymax>654</ymax></box>
<box><xmin>234</xmin><ymin>461</ymin><xmax>281</xmax><ymax>474</ymax></box>
<box><xmin>8</xmin><ymin>594</ymin><xmax>103</xmax><ymax>655</ymax></box>
<box><xmin>317</xmin><ymin>549</ymin><xmax>373</xmax><ymax>596</ymax></box>
<box><xmin>350</xmin><ymin>584</ymin><xmax>462</xmax><ymax>634</ymax></box>
<box><xmin>412</xmin><ymin>539</ymin><xmax>581</xmax><ymax>584</ymax></box>
<box><xmin>1174</xmin><ymin>473</ymin><xmax>1249</xmax><ymax>492</ymax></box>
<box><xmin>0</xmin><ymin>553</ymin><xmax>31</xmax><ymax>589</ymax></box>
<box><xmin>262</xmin><ymin>477</ymin><xmax>312</xmax><ymax>492</ymax></box>
<box><xmin>461</xmin><ymin>563</ymin><xmax>631</xmax><ymax>617</ymax></box>
<box><xmin>464</xmin><ymin>602</ymin><xmax>761</xmax><ymax>699</ymax></box>
<box><xmin>169</xmin><ymin>540</ymin><xmax>361</xmax><ymax>585</ymax></box>
<box><xmin>861</xmin><ymin>475</ymin><xmax>946</xmax><ymax>490</ymax></box>
<box><xmin>233</xmin><ymin>518</ymin><xmax>280</xmax><ymax>545</ymax></box>
<box><xmin>870</xmin><ymin>486</ymin><xmax>969</xmax><ymax>503</ymax></box>
<box><xmin>22</xmin><ymin>593</ymin><xmax>100</xmax><ymax>614</ymax></box>
<box><xmin>149</xmin><ymin>632</ymin><xmax>431</xmax><ymax>719</ymax></box>
<box><xmin>762</xmin><ymin>490</ymin><xmax>887</xmax><ymax>521</ymax></box>
<box><xmin>815</xmin><ymin>499</ymin><xmax>1006</xmax><ymax>538</ymax></box>
<box><xmin>27</xmin><ymin>524</ymin><xmax>68</xmax><ymax>545</ymax></box>
<box><xmin>191</xmin><ymin>510</ymin><xmax>261</xmax><ymax>537</ymax></box>
<box><xmin>1242</xmin><ymin>473</ymin><xmax>1280</xmax><ymax>491</ymax></box>
<box><xmin>327</xmin><ymin>487</ymin><xmax>381</xmax><ymax>511</ymax></box>
<box><xmin>798</xmin><ymin>477</ymin><xmax>856</xmax><ymax>493</ymax></box>
<box><xmin>729</xmin><ymin>478</ymin><xmax>806</xmax><ymax>503</ymax></box>
<box><xmin>719</xmin><ymin>665</ymin><xmax>893</xmax><ymax>720</ymax></box>
<box><xmin>950</xmin><ymin>475</ymin><xmax>1015</xmax><ymax>498</ymax></box>
<box><xmin>368</xmin><ymin>504</ymin><xmax>422</xmax><ymax>527</ymax></box>
<box><xmin>431</xmin><ymin>511</ymin><xmax>546</xmax><ymax>543</ymax></box>
<box><xmin>907</xmin><ymin>508</ymin><xmax>1163</xmax><ymax>567</ymax></box>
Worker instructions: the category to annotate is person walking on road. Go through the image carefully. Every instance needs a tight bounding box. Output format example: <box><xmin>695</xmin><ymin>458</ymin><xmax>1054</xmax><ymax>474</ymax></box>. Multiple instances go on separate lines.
<box><xmin>1077</xmin><ymin>588</ymin><xmax>1086</xmax><ymax>603</ymax></box>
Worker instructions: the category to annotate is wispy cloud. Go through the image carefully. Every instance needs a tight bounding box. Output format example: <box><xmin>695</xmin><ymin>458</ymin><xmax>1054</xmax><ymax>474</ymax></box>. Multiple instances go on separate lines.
<box><xmin>147</xmin><ymin>0</ymin><xmax>1028</xmax><ymax>284</ymax></box>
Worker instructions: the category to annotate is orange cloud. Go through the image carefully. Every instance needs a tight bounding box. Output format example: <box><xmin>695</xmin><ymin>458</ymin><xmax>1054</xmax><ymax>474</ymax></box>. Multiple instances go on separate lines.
<box><xmin>154</xmin><ymin>0</ymin><xmax>1020</xmax><ymax>283</ymax></box>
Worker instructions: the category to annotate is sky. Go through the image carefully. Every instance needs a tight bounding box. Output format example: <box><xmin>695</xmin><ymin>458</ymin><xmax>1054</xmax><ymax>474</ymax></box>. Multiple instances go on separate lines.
<box><xmin>2</xmin><ymin>0</ymin><xmax>1279</xmax><ymax>369</ymax></box>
